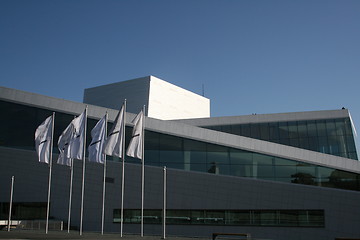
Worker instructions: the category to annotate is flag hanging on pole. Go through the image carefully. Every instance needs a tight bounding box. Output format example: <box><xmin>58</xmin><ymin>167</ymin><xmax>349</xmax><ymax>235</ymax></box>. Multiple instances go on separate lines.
<box><xmin>68</xmin><ymin>110</ymin><xmax>86</xmax><ymax>160</ymax></box>
<box><xmin>104</xmin><ymin>104</ymin><xmax>125</xmax><ymax>157</ymax></box>
<box><xmin>126</xmin><ymin>110</ymin><xmax>144</xmax><ymax>160</ymax></box>
<box><xmin>88</xmin><ymin>115</ymin><xmax>106</xmax><ymax>163</ymax></box>
<box><xmin>35</xmin><ymin>115</ymin><xmax>53</xmax><ymax>164</ymax></box>
<box><xmin>57</xmin><ymin>123</ymin><xmax>73</xmax><ymax>166</ymax></box>
<box><xmin>79</xmin><ymin>107</ymin><xmax>88</xmax><ymax>236</ymax></box>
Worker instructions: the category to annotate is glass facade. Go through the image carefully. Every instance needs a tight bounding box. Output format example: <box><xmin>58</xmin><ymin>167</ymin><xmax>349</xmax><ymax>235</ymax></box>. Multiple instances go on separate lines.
<box><xmin>1</xmin><ymin>100</ymin><xmax>360</xmax><ymax>191</ymax></box>
<box><xmin>113</xmin><ymin>209</ymin><xmax>325</xmax><ymax>227</ymax></box>
<box><xmin>202</xmin><ymin>119</ymin><xmax>358</xmax><ymax>160</ymax></box>
<box><xmin>0</xmin><ymin>202</ymin><xmax>46</xmax><ymax>220</ymax></box>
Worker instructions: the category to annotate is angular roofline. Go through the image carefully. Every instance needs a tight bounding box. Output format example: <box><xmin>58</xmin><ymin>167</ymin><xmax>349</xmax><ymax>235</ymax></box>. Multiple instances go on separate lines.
<box><xmin>1</xmin><ymin>86</ymin><xmax>359</xmax><ymax>174</ymax></box>
<box><xmin>174</xmin><ymin>109</ymin><xmax>350</xmax><ymax>126</ymax></box>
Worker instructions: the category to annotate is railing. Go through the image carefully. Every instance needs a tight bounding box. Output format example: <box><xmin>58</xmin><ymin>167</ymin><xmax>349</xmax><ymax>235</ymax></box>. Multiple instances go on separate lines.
<box><xmin>0</xmin><ymin>220</ymin><xmax>63</xmax><ymax>231</ymax></box>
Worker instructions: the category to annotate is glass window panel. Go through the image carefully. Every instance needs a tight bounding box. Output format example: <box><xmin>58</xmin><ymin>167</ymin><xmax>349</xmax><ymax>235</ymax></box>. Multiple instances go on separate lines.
<box><xmin>316</xmin><ymin>166</ymin><xmax>334</xmax><ymax>187</ymax></box>
<box><xmin>209</xmin><ymin>164</ymin><xmax>230</xmax><ymax>175</ymax></box>
<box><xmin>231</xmin><ymin>125</ymin><xmax>241</xmax><ymax>135</ymax></box>
<box><xmin>183</xmin><ymin>139</ymin><xmax>207</xmax><ymax>164</ymax></box>
<box><xmin>225</xmin><ymin>211</ymin><xmax>251</xmax><ymax>225</ymax></box>
<box><xmin>274</xmin><ymin>158</ymin><xmax>297</xmax><ymax>180</ymax></box>
<box><xmin>118</xmin><ymin>209</ymin><xmax>324</xmax><ymax>227</ymax></box>
<box><xmin>308</xmin><ymin>137</ymin><xmax>319</xmax><ymax>151</ymax></box>
<box><xmin>297</xmin><ymin>164</ymin><xmax>316</xmax><ymax>176</ymax></box>
<box><xmin>279</xmin><ymin>122</ymin><xmax>289</xmax><ymax>139</ymax></box>
<box><xmin>288</xmin><ymin>122</ymin><xmax>298</xmax><ymax>139</ymax></box>
<box><xmin>297</xmin><ymin>210</ymin><xmax>325</xmax><ymax>227</ymax></box>
<box><xmin>276</xmin><ymin>166</ymin><xmax>297</xmax><ymax>179</ymax></box>
<box><xmin>259</xmin><ymin>123</ymin><xmax>270</xmax><ymax>140</ymax></box>
<box><xmin>159</xmin><ymin>134</ymin><xmax>183</xmax><ymax>151</ymax></box>
<box><xmin>144</xmin><ymin>210</ymin><xmax>161</xmax><ymax>224</ymax></box>
<box><xmin>209</xmin><ymin>125</ymin><xmax>221</xmax><ymax>131</ymax></box>
<box><xmin>257</xmin><ymin>165</ymin><xmax>275</xmax><ymax>179</ymax></box>
<box><xmin>297</xmin><ymin>121</ymin><xmax>308</xmax><ymax>138</ymax></box>
<box><xmin>189</xmin><ymin>163</ymin><xmax>208</xmax><ymax>173</ymax></box>
<box><xmin>253</xmin><ymin>153</ymin><xmax>273</xmax><ymax>165</ymax></box>
<box><xmin>204</xmin><ymin>211</ymin><xmax>225</xmax><ymax>225</ymax></box>
<box><xmin>326</xmin><ymin>120</ymin><xmax>337</xmax><ymax>137</ymax></box>
<box><xmin>4</xmin><ymin>202</ymin><xmax>47</xmax><ymax>220</ymax></box>
<box><xmin>349</xmin><ymin>152</ymin><xmax>358</xmax><ymax>160</ymax></box>
<box><xmin>307</xmin><ymin>210</ymin><xmax>325</xmax><ymax>227</ymax></box>
<box><xmin>230</xmin><ymin>149</ymin><xmax>252</xmax><ymax>165</ymax></box>
<box><xmin>293</xmin><ymin>164</ymin><xmax>316</xmax><ymax>185</ymax></box>
<box><xmin>327</xmin><ymin>169</ymin><xmax>359</xmax><ymax>190</ymax></box>
<box><xmin>344</xmin><ymin>118</ymin><xmax>353</xmax><ymax>136</ymax></box>
<box><xmin>253</xmin><ymin>210</ymin><xmax>277</xmax><ymax>226</ymax></box>
<box><xmin>290</xmin><ymin>138</ymin><xmax>299</xmax><ymax>147</ymax></box>
<box><xmin>165</xmin><ymin>163</ymin><xmax>186</xmax><ymax>170</ymax></box>
<box><xmin>318</xmin><ymin>137</ymin><xmax>329</xmax><ymax>154</ymax></box>
<box><xmin>230</xmin><ymin>164</ymin><xmax>253</xmax><ymax>177</ymax></box>
<box><xmin>207</xmin><ymin>144</ymin><xmax>229</xmax><ymax>165</ymax></box>
<box><xmin>221</xmin><ymin>125</ymin><xmax>232</xmax><ymax>134</ymax></box>
<box><xmin>316</xmin><ymin>120</ymin><xmax>327</xmax><ymax>137</ymax></box>
<box><xmin>167</xmin><ymin>210</ymin><xmax>191</xmax><ymax>224</ymax></box>
<box><xmin>335</xmin><ymin>136</ymin><xmax>346</xmax><ymax>154</ymax></box>
<box><xmin>123</xmin><ymin>210</ymin><xmax>141</xmax><ymax>223</ymax></box>
<box><xmin>159</xmin><ymin>134</ymin><xmax>183</xmax><ymax>165</ymax></box>
<box><xmin>269</xmin><ymin>122</ymin><xmax>279</xmax><ymax>140</ymax></box>
<box><xmin>113</xmin><ymin>209</ymin><xmax>120</xmax><ymax>223</ymax></box>
<box><xmin>145</xmin><ymin>131</ymin><xmax>159</xmax><ymax>150</ymax></box>
<box><xmin>240</xmin><ymin>124</ymin><xmax>251</xmax><ymax>137</ymax></box>
<box><xmin>307</xmin><ymin>121</ymin><xmax>317</xmax><ymax>137</ymax></box>
<box><xmin>146</xmin><ymin>152</ymin><xmax>160</xmax><ymax>166</ymax></box>
<box><xmin>327</xmin><ymin>136</ymin><xmax>340</xmax><ymax>155</ymax></box>
<box><xmin>339</xmin><ymin>152</ymin><xmax>348</xmax><ymax>159</ymax></box>
<box><xmin>275</xmin><ymin>158</ymin><xmax>298</xmax><ymax>166</ymax></box>
<box><xmin>145</xmin><ymin>131</ymin><xmax>160</xmax><ymax>165</ymax></box>
<box><xmin>279</xmin><ymin>138</ymin><xmax>290</xmax><ymax>146</ymax></box>
<box><xmin>297</xmin><ymin>210</ymin><xmax>309</xmax><ymax>226</ymax></box>
<box><xmin>250</xmin><ymin>124</ymin><xmax>260</xmax><ymax>139</ymax></box>
<box><xmin>279</xmin><ymin>210</ymin><xmax>298</xmax><ymax>226</ymax></box>
<box><xmin>191</xmin><ymin>210</ymin><xmax>205</xmax><ymax>224</ymax></box>
<box><xmin>346</xmin><ymin>136</ymin><xmax>356</xmax><ymax>152</ymax></box>
<box><xmin>335</xmin><ymin>119</ymin><xmax>346</xmax><ymax>136</ymax></box>
<box><xmin>298</xmin><ymin>138</ymin><xmax>309</xmax><ymax>150</ymax></box>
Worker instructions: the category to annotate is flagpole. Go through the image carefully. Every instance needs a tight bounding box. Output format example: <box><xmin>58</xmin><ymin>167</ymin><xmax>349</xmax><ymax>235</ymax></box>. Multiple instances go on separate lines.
<box><xmin>162</xmin><ymin>167</ymin><xmax>167</xmax><ymax>239</ymax></box>
<box><xmin>80</xmin><ymin>107</ymin><xmax>88</xmax><ymax>236</ymax></box>
<box><xmin>141</xmin><ymin>105</ymin><xmax>145</xmax><ymax>237</ymax></box>
<box><xmin>67</xmin><ymin>115</ymin><xmax>77</xmax><ymax>233</ymax></box>
<box><xmin>7</xmin><ymin>176</ymin><xmax>14</xmax><ymax>232</ymax></box>
<box><xmin>101</xmin><ymin>113</ymin><xmax>108</xmax><ymax>235</ymax></box>
<box><xmin>46</xmin><ymin>112</ymin><xmax>55</xmax><ymax>234</ymax></box>
<box><xmin>67</xmin><ymin>158</ymin><xmax>74</xmax><ymax>233</ymax></box>
<box><xmin>121</xmin><ymin>100</ymin><xmax>126</xmax><ymax>237</ymax></box>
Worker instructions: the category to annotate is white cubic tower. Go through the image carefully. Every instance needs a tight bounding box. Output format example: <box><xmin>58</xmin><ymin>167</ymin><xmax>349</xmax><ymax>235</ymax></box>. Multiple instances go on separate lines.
<box><xmin>83</xmin><ymin>76</ymin><xmax>210</xmax><ymax>120</ymax></box>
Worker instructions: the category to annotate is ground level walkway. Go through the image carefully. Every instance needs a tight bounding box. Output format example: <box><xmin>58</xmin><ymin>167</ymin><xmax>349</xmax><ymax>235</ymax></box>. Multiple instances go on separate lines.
<box><xmin>0</xmin><ymin>230</ymin><xmax>209</xmax><ymax>240</ymax></box>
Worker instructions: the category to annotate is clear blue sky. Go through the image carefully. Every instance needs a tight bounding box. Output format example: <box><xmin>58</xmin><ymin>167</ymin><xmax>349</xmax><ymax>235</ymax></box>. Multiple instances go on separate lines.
<box><xmin>1</xmin><ymin>0</ymin><xmax>360</xmax><ymax>141</ymax></box>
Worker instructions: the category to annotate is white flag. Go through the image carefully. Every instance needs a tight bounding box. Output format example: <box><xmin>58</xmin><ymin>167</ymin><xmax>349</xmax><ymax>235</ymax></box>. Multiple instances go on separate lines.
<box><xmin>88</xmin><ymin>115</ymin><xmax>106</xmax><ymax>163</ymax></box>
<box><xmin>57</xmin><ymin>122</ymin><xmax>73</xmax><ymax>166</ymax></box>
<box><xmin>104</xmin><ymin>105</ymin><xmax>125</xmax><ymax>157</ymax></box>
<box><xmin>126</xmin><ymin>110</ymin><xmax>144</xmax><ymax>160</ymax></box>
<box><xmin>68</xmin><ymin>109</ymin><xmax>86</xmax><ymax>159</ymax></box>
<box><xmin>35</xmin><ymin>115</ymin><xmax>53</xmax><ymax>164</ymax></box>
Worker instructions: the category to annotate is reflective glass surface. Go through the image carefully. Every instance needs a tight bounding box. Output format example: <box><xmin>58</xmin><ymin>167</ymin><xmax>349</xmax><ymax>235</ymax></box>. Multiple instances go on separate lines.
<box><xmin>203</xmin><ymin>118</ymin><xmax>358</xmax><ymax>160</ymax></box>
<box><xmin>114</xmin><ymin>209</ymin><xmax>324</xmax><ymax>227</ymax></box>
<box><xmin>0</xmin><ymin>202</ymin><xmax>46</xmax><ymax>220</ymax></box>
<box><xmin>1</xmin><ymin>100</ymin><xmax>360</xmax><ymax>192</ymax></box>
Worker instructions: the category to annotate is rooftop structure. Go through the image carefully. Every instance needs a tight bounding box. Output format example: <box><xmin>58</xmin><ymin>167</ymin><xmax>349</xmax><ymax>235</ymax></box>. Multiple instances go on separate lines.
<box><xmin>83</xmin><ymin>76</ymin><xmax>210</xmax><ymax>120</ymax></box>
